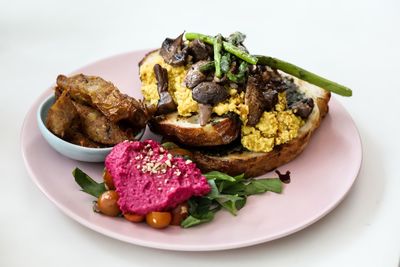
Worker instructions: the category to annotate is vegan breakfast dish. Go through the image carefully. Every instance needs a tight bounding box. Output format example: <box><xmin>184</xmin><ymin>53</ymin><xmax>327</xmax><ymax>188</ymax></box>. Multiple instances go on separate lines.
<box><xmin>44</xmin><ymin>31</ymin><xmax>352</xmax><ymax>229</ymax></box>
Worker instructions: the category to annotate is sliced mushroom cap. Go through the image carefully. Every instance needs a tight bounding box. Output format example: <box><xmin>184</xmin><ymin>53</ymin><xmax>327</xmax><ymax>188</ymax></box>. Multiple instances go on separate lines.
<box><xmin>184</xmin><ymin>60</ymin><xmax>210</xmax><ymax>89</ymax></box>
<box><xmin>159</xmin><ymin>33</ymin><xmax>188</xmax><ymax>66</ymax></box>
<box><xmin>154</xmin><ymin>64</ymin><xmax>168</xmax><ymax>91</ymax></box>
<box><xmin>188</xmin><ymin>39</ymin><xmax>213</xmax><ymax>62</ymax></box>
<box><xmin>262</xmin><ymin>89</ymin><xmax>278</xmax><ymax>111</ymax></box>
<box><xmin>290</xmin><ymin>98</ymin><xmax>314</xmax><ymax>119</ymax></box>
<box><xmin>154</xmin><ymin>64</ymin><xmax>177</xmax><ymax>115</ymax></box>
<box><xmin>192</xmin><ymin>82</ymin><xmax>229</xmax><ymax>105</ymax></box>
<box><xmin>266</xmin><ymin>71</ymin><xmax>287</xmax><ymax>92</ymax></box>
<box><xmin>245</xmin><ymin>76</ymin><xmax>265</xmax><ymax>126</ymax></box>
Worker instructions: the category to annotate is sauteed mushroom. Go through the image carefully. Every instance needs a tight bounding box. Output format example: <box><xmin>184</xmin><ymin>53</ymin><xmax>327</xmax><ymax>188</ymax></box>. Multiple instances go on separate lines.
<box><xmin>192</xmin><ymin>82</ymin><xmax>229</xmax><ymax>126</ymax></box>
<box><xmin>245</xmin><ymin>76</ymin><xmax>265</xmax><ymax>126</ymax></box>
<box><xmin>154</xmin><ymin>64</ymin><xmax>177</xmax><ymax>115</ymax></box>
<box><xmin>159</xmin><ymin>33</ymin><xmax>188</xmax><ymax>66</ymax></box>
<box><xmin>192</xmin><ymin>82</ymin><xmax>228</xmax><ymax>105</ymax></box>
<box><xmin>262</xmin><ymin>89</ymin><xmax>279</xmax><ymax>111</ymax></box>
<box><xmin>184</xmin><ymin>60</ymin><xmax>210</xmax><ymax>89</ymax></box>
<box><xmin>290</xmin><ymin>98</ymin><xmax>314</xmax><ymax>119</ymax></box>
<box><xmin>188</xmin><ymin>39</ymin><xmax>213</xmax><ymax>62</ymax></box>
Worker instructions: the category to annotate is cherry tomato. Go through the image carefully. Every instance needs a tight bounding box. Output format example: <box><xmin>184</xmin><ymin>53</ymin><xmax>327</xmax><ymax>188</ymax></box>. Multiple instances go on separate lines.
<box><xmin>123</xmin><ymin>213</ymin><xmax>145</xmax><ymax>223</ymax></box>
<box><xmin>168</xmin><ymin>148</ymin><xmax>193</xmax><ymax>159</ymax></box>
<box><xmin>170</xmin><ymin>203</ymin><xmax>189</xmax><ymax>226</ymax></box>
<box><xmin>103</xmin><ymin>169</ymin><xmax>115</xmax><ymax>190</ymax></box>
<box><xmin>146</xmin><ymin>211</ymin><xmax>172</xmax><ymax>229</ymax></box>
<box><xmin>97</xmin><ymin>190</ymin><xmax>120</xmax><ymax>217</ymax></box>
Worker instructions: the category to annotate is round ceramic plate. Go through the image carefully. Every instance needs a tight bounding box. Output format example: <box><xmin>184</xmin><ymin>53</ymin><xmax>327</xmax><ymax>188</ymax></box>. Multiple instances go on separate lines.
<box><xmin>21</xmin><ymin>50</ymin><xmax>362</xmax><ymax>251</ymax></box>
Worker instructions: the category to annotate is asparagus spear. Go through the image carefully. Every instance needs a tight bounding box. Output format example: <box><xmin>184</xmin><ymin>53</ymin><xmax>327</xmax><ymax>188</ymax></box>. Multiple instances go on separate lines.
<box><xmin>227</xmin><ymin>61</ymin><xmax>248</xmax><ymax>83</ymax></box>
<box><xmin>227</xmin><ymin>31</ymin><xmax>246</xmax><ymax>45</ymax></box>
<box><xmin>185</xmin><ymin>32</ymin><xmax>258</xmax><ymax>65</ymax></box>
<box><xmin>214</xmin><ymin>34</ymin><xmax>223</xmax><ymax>78</ymax></box>
<box><xmin>220</xmin><ymin>53</ymin><xmax>231</xmax><ymax>73</ymax></box>
<box><xmin>256</xmin><ymin>55</ymin><xmax>352</xmax><ymax>96</ymax></box>
<box><xmin>199</xmin><ymin>61</ymin><xmax>215</xmax><ymax>73</ymax></box>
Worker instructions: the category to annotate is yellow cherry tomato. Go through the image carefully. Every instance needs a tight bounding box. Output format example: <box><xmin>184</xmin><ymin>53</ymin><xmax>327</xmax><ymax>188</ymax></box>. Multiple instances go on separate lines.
<box><xmin>146</xmin><ymin>211</ymin><xmax>172</xmax><ymax>229</ymax></box>
<box><xmin>103</xmin><ymin>169</ymin><xmax>115</xmax><ymax>190</ymax></box>
<box><xmin>97</xmin><ymin>190</ymin><xmax>120</xmax><ymax>217</ymax></box>
<box><xmin>123</xmin><ymin>213</ymin><xmax>145</xmax><ymax>223</ymax></box>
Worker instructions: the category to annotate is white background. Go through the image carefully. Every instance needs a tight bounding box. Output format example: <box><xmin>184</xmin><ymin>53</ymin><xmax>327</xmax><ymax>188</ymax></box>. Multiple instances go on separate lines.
<box><xmin>1</xmin><ymin>0</ymin><xmax>400</xmax><ymax>266</ymax></box>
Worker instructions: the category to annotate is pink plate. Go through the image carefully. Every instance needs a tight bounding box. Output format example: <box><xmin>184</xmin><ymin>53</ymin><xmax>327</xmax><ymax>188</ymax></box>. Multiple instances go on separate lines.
<box><xmin>21</xmin><ymin>50</ymin><xmax>362</xmax><ymax>251</ymax></box>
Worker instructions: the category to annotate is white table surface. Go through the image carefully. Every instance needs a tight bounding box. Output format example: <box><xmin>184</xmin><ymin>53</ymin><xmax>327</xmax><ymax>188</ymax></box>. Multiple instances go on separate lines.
<box><xmin>2</xmin><ymin>0</ymin><xmax>400</xmax><ymax>266</ymax></box>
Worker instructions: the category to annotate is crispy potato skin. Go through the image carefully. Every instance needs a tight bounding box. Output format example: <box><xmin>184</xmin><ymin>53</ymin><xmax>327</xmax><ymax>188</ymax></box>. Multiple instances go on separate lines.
<box><xmin>149</xmin><ymin>113</ymin><xmax>241</xmax><ymax>146</ymax></box>
<box><xmin>46</xmin><ymin>90</ymin><xmax>78</xmax><ymax>138</ymax></box>
<box><xmin>74</xmin><ymin>102</ymin><xmax>134</xmax><ymax>145</ymax></box>
<box><xmin>190</xmin><ymin>91</ymin><xmax>330</xmax><ymax>177</ymax></box>
<box><xmin>64</xmin><ymin>118</ymin><xmax>104</xmax><ymax>148</ymax></box>
<box><xmin>57</xmin><ymin>74</ymin><xmax>149</xmax><ymax>128</ymax></box>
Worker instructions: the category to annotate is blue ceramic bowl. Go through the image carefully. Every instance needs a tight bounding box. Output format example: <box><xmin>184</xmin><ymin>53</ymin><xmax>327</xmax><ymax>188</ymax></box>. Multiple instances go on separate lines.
<box><xmin>37</xmin><ymin>94</ymin><xmax>145</xmax><ymax>162</ymax></box>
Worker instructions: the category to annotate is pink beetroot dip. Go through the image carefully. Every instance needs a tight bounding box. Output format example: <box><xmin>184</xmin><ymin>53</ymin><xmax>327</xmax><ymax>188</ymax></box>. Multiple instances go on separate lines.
<box><xmin>105</xmin><ymin>140</ymin><xmax>210</xmax><ymax>215</ymax></box>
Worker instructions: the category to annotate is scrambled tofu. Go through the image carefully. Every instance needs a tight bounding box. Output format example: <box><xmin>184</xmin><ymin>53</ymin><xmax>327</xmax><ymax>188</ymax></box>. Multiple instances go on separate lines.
<box><xmin>240</xmin><ymin>92</ymin><xmax>304</xmax><ymax>152</ymax></box>
<box><xmin>213</xmin><ymin>89</ymin><xmax>249</xmax><ymax>122</ymax></box>
<box><xmin>275</xmin><ymin>92</ymin><xmax>287</xmax><ymax>112</ymax></box>
<box><xmin>241</xmin><ymin>109</ymin><xmax>304</xmax><ymax>152</ymax></box>
<box><xmin>140</xmin><ymin>53</ymin><xmax>198</xmax><ymax>116</ymax></box>
<box><xmin>140</xmin><ymin>52</ymin><xmax>304</xmax><ymax>153</ymax></box>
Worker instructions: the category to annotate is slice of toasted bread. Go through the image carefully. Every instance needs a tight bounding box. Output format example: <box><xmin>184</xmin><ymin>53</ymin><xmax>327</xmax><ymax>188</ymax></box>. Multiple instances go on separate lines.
<box><xmin>189</xmin><ymin>76</ymin><xmax>330</xmax><ymax>177</ymax></box>
<box><xmin>149</xmin><ymin>113</ymin><xmax>241</xmax><ymax>146</ymax></box>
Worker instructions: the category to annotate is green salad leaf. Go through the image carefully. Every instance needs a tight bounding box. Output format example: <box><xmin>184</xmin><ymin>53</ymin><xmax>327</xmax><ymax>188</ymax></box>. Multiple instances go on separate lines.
<box><xmin>73</xmin><ymin>168</ymin><xmax>106</xmax><ymax>198</ymax></box>
<box><xmin>181</xmin><ymin>212</ymin><xmax>216</xmax><ymax>228</ymax></box>
<box><xmin>215</xmin><ymin>194</ymin><xmax>244</xmax><ymax>216</ymax></box>
<box><xmin>181</xmin><ymin>197</ymin><xmax>220</xmax><ymax>228</ymax></box>
<box><xmin>203</xmin><ymin>171</ymin><xmax>236</xmax><ymax>182</ymax></box>
<box><xmin>244</xmin><ymin>178</ymin><xmax>283</xmax><ymax>194</ymax></box>
<box><xmin>182</xmin><ymin>172</ymin><xmax>286</xmax><ymax>228</ymax></box>
<box><xmin>223</xmin><ymin>178</ymin><xmax>283</xmax><ymax>196</ymax></box>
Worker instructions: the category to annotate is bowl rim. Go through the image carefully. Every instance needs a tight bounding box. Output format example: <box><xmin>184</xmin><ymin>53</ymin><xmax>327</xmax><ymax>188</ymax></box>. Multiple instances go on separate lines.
<box><xmin>37</xmin><ymin>94</ymin><xmax>145</xmax><ymax>152</ymax></box>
